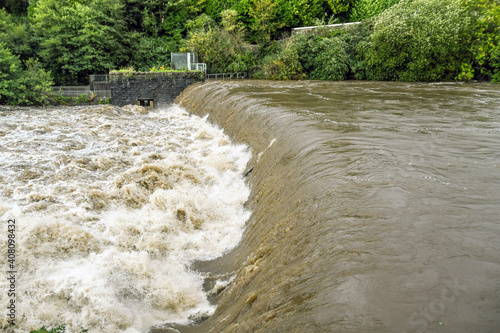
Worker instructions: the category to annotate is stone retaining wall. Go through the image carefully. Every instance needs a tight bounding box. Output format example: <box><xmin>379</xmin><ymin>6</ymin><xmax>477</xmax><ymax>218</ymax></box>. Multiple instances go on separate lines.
<box><xmin>109</xmin><ymin>71</ymin><xmax>205</xmax><ymax>108</ymax></box>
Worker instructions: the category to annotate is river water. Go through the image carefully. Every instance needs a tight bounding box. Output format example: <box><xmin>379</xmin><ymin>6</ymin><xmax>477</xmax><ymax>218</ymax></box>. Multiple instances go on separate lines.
<box><xmin>1</xmin><ymin>81</ymin><xmax>499</xmax><ymax>333</ymax></box>
<box><xmin>0</xmin><ymin>105</ymin><xmax>251</xmax><ymax>332</ymax></box>
<box><xmin>175</xmin><ymin>81</ymin><xmax>500</xmax><ymax>333</ymax></box>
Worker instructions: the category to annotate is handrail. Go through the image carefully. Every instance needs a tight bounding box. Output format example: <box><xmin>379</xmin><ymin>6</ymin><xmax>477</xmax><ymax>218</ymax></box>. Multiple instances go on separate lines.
<box><xmin>206</xmin><ymin>72</ymin><xmax>248</xmax><ymax>80</ymax></box>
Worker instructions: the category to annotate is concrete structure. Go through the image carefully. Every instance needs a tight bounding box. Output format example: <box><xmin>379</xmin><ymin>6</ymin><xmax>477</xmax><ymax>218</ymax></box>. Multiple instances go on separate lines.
<box><xmin>109</xmin><ymin>71</ymin><xmax>205</xmax><ymax>108</ymax></box>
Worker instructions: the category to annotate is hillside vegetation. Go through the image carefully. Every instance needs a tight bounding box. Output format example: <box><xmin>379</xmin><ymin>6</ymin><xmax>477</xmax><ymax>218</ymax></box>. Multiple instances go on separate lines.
<box><xmin>0</xmin><ymin>0</ymin><xmax>499</xmax><ymax>104</ymax></box>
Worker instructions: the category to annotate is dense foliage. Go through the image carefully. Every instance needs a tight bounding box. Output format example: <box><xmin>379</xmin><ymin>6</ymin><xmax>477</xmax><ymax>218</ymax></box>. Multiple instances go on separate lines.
<box><xmin>465</xmin><ymin>0</ymin><xmax>500</xmax><ymax>81</ymax></box>
<box><xmin>31</xmin><ymin>0</ymin><xmax>139</xmax><ymax>85</ymax></box>
<box><xmin>0</xmin><ymin>0</ymin><xmax>498</xmax><ymax>105</ymax></box>
<box><xmin>350</xmin><ymin>0</ymin><xmax>401</xmax><ymax>21</ymax></box>
<box><xmin>364</xmin><ymin>0</ymin><xmax>474</xmax><ymax>81</ymax></box>
<box><xmin>295</xmin><ymin>33</ymin><xmax>350</xmax><ymax>80</ymax></box>
<box><xmin>0</xmin><ymin>41</ymin><xmax>53</xmax><ymax>105</ymax></box>
<box><xmin>183</xmin><ymin>11</ymin><xmax>254</xmax><ymax>73</ymax></box>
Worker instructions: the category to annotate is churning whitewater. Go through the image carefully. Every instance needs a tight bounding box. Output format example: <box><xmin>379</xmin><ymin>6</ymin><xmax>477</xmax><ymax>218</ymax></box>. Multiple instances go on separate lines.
<box><xmin>0</xmin><ymin>104</ymin><xmax>251</xmax><ymax>332</ymax></box>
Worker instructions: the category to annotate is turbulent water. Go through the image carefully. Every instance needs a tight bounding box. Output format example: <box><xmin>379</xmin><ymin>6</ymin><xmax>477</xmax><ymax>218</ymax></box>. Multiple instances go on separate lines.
<box><xmin>0</xmin><ymin>104</ymin><xmax>251</xmax><ymax>332</ymax></box>
<box><xmin>175</xmin><ymin>81</ymin><xmax>500</xmax><ymax>333</ymax></box>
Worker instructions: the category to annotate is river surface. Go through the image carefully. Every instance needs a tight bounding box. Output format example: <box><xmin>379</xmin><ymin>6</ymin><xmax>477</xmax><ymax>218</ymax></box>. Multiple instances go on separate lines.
<box><xmin>1</xmin><ymin>81</ymin><xmax>500</xmax><ymax>333</ymax></box>
<box><xmin>0</xmin><ymin>104</ymin><xmax>251</xmax><ymax>332</ymax></box>
<box><xmin>176</xmin><ymin>80</ymin><xmax>500</xmax><ymax>333</ymax></box>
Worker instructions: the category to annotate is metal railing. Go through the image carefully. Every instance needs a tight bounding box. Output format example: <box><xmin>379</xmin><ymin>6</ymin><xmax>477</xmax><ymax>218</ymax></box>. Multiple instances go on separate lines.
<box><xmin>52</xmin><ymin>86</ymin><xmax>111</xmax><ymax>98</ymax></box>
<box><xmin>206</xmin><ymin>72</ymin><xmax>247</xmax><ymax>80</ymax></box>
<box><xmin>192</xmin><ymin>63</ymin><xmax>207</xmax><ymax>74</ymax></box>
<box><xmin>89</xmin><ymin>74</ymin><xmax>110</xmax><ymax>82</ymax></box>
<box><xmin>52</xmin><ymin>86</ymin><xmax>91</xmax><ymax>97</ymax></box>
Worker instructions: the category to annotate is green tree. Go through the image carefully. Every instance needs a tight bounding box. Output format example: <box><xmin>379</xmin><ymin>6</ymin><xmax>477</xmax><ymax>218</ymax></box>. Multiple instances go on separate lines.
<box><xmin>183</xmin><ymin>13</ymin><xmax>253</xmax><ymax>73</ymax></box>
<box><xmin>275</xmin><ymin>0</ymin><xmax>330</xmax><ymax>29</ymax></box>
<box><xmin>465</xmin><ymin>0</ymin><xmax>500</xmax><ymax>81</ymax></box>
<box><xmin>122</xmin><ymin>0</ymin><xmax>204</xmax><ymax>38</ymax></box>
<box><xmin>31</xmin><ymin>0</ymin><xmax>139</xmax><ymax>85</ymax></box>
<box><xmin>206</xmin><ymin>0</ymin><xmax>328</xmax><ymax>41</ymax></box>
<box><xmin>326</xmin><ymin>0</ymin><xmax>357</xmax><ymax>20</ymax></box>
<box><xmin>249</xmin><ymin>0</ymin><xmax>284</xmax><ymax>43</ymax></box>
<box><xmin>131</xmin><ymin>36</ymin><xmax>178</xmax><ymax>71</ymax></box>
<box><xmin>350</xmin><ymin>0</ymin><xmax>402</xmax><ymax>21</ymax></box>
<box><xmin>0</xmin><ymin>42</ymin><xmax>20</xmax><ymax>103</ymax></box>
<box><xmin>365</xmin><ymin>0</ymin><xmax>474</xmax><ymax>81</ymax></box>
<box><xmin>0</xmin><ymin>8</ymin><xmax>31</xmax><ymax>59</ymax></box>
<box><xmin>0</xmin><ymin>0</ymin><xmax>29</xmax><ymax>16</ymax></box>
<box><xmin>0</xmin><ymin>43</ymin><xmax>53</xmax><ymax>105</ymax></box>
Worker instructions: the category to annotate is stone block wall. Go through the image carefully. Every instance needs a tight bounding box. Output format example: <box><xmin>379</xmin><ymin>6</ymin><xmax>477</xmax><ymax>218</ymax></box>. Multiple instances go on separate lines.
<box><xmin>109</xmin><ymin>71</ymin><xmax>205</xmax><ymax>108</ymax></box>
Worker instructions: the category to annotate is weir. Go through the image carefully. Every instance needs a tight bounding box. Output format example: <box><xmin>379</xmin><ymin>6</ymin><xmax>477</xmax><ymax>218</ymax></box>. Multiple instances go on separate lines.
<box><xmin>172</xmin><ymin>80</ymin><xmax>500</xmax><ymax>333</ymax></box>
<box><xmin>174</xmin><ymin>81</ymin><xmax>330</xmax><ymax>333</ymax></box>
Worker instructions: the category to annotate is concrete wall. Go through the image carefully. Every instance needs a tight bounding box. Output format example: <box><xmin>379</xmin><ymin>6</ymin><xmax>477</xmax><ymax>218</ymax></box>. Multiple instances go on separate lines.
<box><xmin>109</xmin><ymin>71</ymin><xmax>205</xmax><ymax>108</ymax></box>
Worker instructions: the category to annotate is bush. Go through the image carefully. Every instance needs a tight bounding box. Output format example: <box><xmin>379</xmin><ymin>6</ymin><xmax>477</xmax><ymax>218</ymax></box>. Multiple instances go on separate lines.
<box><xmin>15</xmin><ymin>57</ymin><xmax>54</xmax><ymax>105</ymax></box>
<box><xmin>340</xmin><ymin>21</ymin><xmax>375</xmax><ymax>79</ymax></box>
<box><xmin>261</xmin><ymin>39</ymin><xmax>305</xmax><ymax>80</ymax></box>
<box><xmin>364</xmin><ymin>0</ymin><xmax>474</xmax><ymax>81</ymax></box>
<box><xmin>295</xmin><ymin>34</ymin><xmax>349</xmax><ymax>81</ymax></box>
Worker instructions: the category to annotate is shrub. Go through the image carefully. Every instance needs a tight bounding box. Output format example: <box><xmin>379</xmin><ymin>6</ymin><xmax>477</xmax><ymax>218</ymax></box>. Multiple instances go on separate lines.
<box><xmin>364</xmin><ymin>0</ymin><xmax>474</xmax><ymax>81</ymax></box>
<box><xmin>340</xmin><ymin>21</ymin><xmax>375</xmax><ymax>80</ymax></box>
<box><xmin>15</xmin><ymin>57</ymin><xmax>54</xmax><ymax>105</ymax></box>
<box><xmin>261</xmin><ymin>39</ymin><xmax>305</xmax><ymax>80</ymax></box>
<box><xmin>295</xmin><ymin>34</ymin><xmax>349</xmax><ymax>81</ymax></box>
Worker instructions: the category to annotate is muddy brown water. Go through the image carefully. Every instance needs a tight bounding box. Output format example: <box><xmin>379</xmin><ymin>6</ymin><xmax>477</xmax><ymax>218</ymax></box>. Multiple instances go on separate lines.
<box><xmin>174</xmin><ymin>80</ymin><xmax>500</xmax><ymax>333</ymax></box>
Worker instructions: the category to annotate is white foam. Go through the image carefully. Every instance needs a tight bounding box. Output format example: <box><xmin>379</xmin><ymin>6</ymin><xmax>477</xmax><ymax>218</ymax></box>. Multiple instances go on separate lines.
<box><xmin>0</xmin><ymin>104</ymin><xmax>251</xmax><ymax>332</ymax></box>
